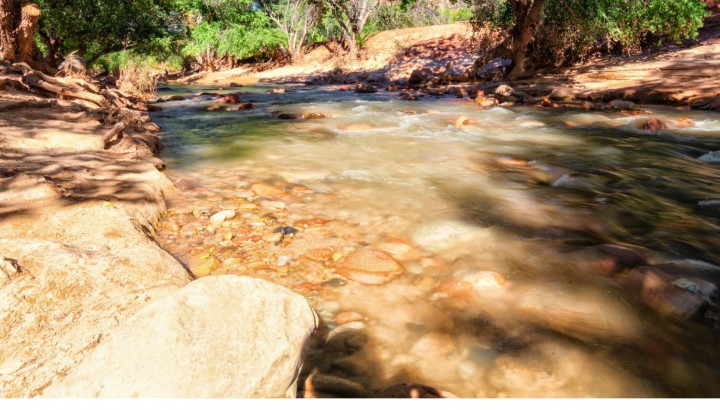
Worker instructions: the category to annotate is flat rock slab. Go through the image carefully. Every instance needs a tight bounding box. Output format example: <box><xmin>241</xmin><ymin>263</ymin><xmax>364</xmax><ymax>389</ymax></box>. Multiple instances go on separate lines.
<box><xmin>42</xmin><ymin>276</ymin><xmax>318</xmax><ymax>398</ymax></box>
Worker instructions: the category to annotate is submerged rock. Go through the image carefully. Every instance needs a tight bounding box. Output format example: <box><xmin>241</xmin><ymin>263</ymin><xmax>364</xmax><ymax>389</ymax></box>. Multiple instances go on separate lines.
<box><xmin>630</xmin><ymin>261</ymin><xmax>719</xmax><ymax>318</ymax></box>
<box><xmin>337</xmin><ymin>249</ymin><xmax>404</xmax><ymax>285</ymax></box>
<box><xmin>698</xmin><ymin>151</ymin><xmax>720</xmax><ymax>163</ymax></box>
<box><xmin>609</xmin><ymin>100</ymin><xmax>636</xmax><ymax>110</ymax></box>
<box><xmin>697</xmin><ymin>199</ymin><xmax>720</xmax><ymax>217</ymax></box>
<box><xmin>43</xmin><ymin>276</ymin><xmax>318</xmax><ymax>398</ymax></box>
<box><xmin>355</xmin><ymin>82</ymin><xmax>377</xmax><ymax>94</ymax></box>
<box><xmin>209</xmin><ymin>209</ymin><xmax>236</xmax><ymax>225</ymax></box>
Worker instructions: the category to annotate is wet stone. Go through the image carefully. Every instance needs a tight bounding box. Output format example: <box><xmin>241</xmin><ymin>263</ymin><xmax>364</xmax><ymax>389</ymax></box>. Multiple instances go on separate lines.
<box><xmin>337</xmin><ymin>249</ymin><xmax>404</xmax><ymax>285</ymax></box>
<box><xmin>309</xmin><ymin>374</ymin><xmax>371</xmax><ymax>398</ymax></box>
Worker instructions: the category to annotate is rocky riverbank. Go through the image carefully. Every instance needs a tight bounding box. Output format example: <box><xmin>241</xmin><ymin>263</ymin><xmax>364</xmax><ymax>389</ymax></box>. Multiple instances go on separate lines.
<box><xmin>178</xmin><ymin>3</ymin><xmax>720</xmax><ymax>112</ymax></box>
<box><xmin>0</xmin><ymin>62</ymin><xmax>317</xmax><ymax>397</ymax></box>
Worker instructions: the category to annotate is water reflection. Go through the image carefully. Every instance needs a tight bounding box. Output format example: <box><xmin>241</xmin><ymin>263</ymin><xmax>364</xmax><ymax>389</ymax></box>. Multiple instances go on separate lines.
<box><xmin>152</xmin><ymin>84</ymin><xmax>720</xmax><ymax>397</ymax></box>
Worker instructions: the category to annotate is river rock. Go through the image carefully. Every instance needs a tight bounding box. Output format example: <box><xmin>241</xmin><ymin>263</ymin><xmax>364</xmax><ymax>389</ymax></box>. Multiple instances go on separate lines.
<box><xmin>303</xmin><ymin>112</ymin><xmax>328</xmax><ymax>119</ymax></box>
<box><xmin>631</xmin><ymin>117</ymin><xmax>668</xmax><ymax>133</ymax></box>
<box><xmin>333</xmin><ymin>311</ymin><xmax>365</xmax><ymax>324</ymax></box>
<box><xmin>308</xmin><ymin>374</ymin><xmax>371</xmax><ymax>398</ymax></box>
<box><xmin>251</xmin><ymin>183</ymin><xmax>285</xmax><ymax>197</ymax></box>
<box><xmin>409</xmin><ymin>68</ymin><xmax>433</xmax><ymax>86</ymax></box>
<box><xmin>697</xmin><ymin>199</ymin><xmax>720</xmax><ymax>217</ymax></box>
<box><xmin>551</xmin><ymin>173</ymin><xmax>604</xmax><ymax>191</ymax></box>
<box><xmin>375</xmin><ymin>383</ymin><xmax>443</xmax><ymax>398</ymax></box>
<box><xmin>209</xmin><ymin>209</ymin><xmax>236</xmax><ymax>225</ymax></box>
<box><xmin>476</xmin><ymin>58</ymin><xmax>512</xmax><ymax>81</ymax></box>
<box><xmin>629</xmin><ymin>262</ymin><xmax>719</xmax><ymax>318</ymax></box>
<box><xmin>189</xmin><ymin>256</ymin><xmax>221</xmax><ymax>277</ymax></box>
<box><xmin>355</xmin><ymin>82</ymin><xmax>377</xmax><ymax>94</ymax></box>
<box><xmin>235</xmin><ymin>102</ymin><xmax>255</xmax><ymax>110</ymax></box>
<box><xmin>494</xmin><ymin>84</ymin><xmax>514</xmax><ymax>97</ymax></box>
<box><xmin>579</xmin><ymin>244</ymin><xmax>647</xmax><ymax>274</ymax></box>
<box><xmin>453</xmin><ymin>115</ymin><xmax>475</xmax><ymax>127</ymax></box>
<box><xmin>515</xmin><ymin>283</ymin><xmax>646</xmax><ymax>343</ymax></box>
<box><xmin>43</xmin><ymin>276</ymin><xmax>318</xmax><ymax>398</ymax></box>
<box><xmin>337</xmin><ymin>249</ymin><xmax>404</xmax><ymax>285</ymax></box>
<box><xmin>698</xmin><ymin>151</ymin><xmax>720</xmax><ymax>163</ymax></box>
<box><xmin>549</xmin><ymin>86</ymin><xmax>575</xmax><ymax>101</ymax></box>
<box><xmin>217</xmin><ymin>93</ymin><xmax>241</xmax><ymax>104</ymax></box>
<box><xmin>412</xmin><ymin>219</ymin><xmax>491</xmax><ymax>254</ymax></box>
<box><xmin>609</xmin><ymin>100</ymin><xmax>636</xmax><ymax>110</ymax></box>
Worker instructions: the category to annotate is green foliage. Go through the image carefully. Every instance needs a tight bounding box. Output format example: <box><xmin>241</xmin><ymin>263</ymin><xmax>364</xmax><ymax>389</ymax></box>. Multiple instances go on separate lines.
<box><xmin>34</xmin><ymin>0</ymin><xmax>179</xmax><ymax>63</ymax></box>
<box><xmin>180</xmin><ymin>0</ymin><xmax>284</xmax><ymax>65</ymax></box>
<box><xmin>472</xmin><ymin>0</ymin><xmax>710</xmax><ymax>66</ymax></box>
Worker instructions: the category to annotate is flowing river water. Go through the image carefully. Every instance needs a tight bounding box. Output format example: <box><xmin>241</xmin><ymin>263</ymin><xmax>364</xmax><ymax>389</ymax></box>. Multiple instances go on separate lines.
<box><xmin>151</xmin><ymin>84</ymin><xmax>720</xmax><ymax>398</ymax></box>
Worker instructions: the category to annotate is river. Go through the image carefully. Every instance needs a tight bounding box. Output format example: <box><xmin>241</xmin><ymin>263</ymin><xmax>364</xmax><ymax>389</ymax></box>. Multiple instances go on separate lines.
<box><xmin>151</xmin><ymin>84</ymin><xmax>720</xmax><ymax>397</ymax></box>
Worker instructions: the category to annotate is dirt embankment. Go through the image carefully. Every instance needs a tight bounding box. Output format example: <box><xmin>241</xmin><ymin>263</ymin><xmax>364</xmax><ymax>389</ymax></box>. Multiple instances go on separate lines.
<box><xmin>180</xmin><ymin>5</ymin><xmax>719</xmax><ymax>110</ymax></box>
<box><xmin>0</xmin><ymin>61</ymin><xmax>191</xmax><ymax>397</ymax></box>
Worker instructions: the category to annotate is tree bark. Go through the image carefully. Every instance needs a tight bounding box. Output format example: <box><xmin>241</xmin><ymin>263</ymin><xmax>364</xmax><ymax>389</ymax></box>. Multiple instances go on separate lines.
<box><xmin>15</xmin><ymin>3</ymin><xmax>40</xmax><ymax>62</ymax></box>
<box><xmin>0</xmin><ymin>0</ymin><xmax>19</xmax><ymax>61</ymax></box>
<box><xmin>506</xmin><ymin>0</ymin><xmax>546</xmax><ymax>80</ymax></box>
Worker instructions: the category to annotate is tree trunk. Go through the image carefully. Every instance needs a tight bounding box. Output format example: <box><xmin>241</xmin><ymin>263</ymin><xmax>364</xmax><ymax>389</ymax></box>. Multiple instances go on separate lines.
<box><xmin>15</xmin><ymin>3</ymin><xmax>40</xmax><ymax>62</ymax></box>
<box><xmin>506</xmin><ymin>0</ymin><xmax>546</xmax><ymax>80</ymax></box>
<box><xmin>0</xmin><ymin>0</ymin><xmax>19</xmax><ymax>61</ymax></box>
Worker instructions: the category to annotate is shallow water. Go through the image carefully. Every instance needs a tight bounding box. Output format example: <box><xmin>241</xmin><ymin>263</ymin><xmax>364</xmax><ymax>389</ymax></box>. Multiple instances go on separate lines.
<box><xmin>152</xmin><ymin>84</ymin><xmax>720</xmax><ymax>397</ymax></box>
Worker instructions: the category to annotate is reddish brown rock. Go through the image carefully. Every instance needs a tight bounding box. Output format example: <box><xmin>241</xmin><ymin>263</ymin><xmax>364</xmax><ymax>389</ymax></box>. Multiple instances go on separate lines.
<box><xmin>250</xmin><ymin>183</ymin><xmax>285</xmax><ymax>197</ymax></box>
<box><xmin>337</xmin><ymin>249</ymin><xmax>404</xmax><ymax>285</ymax></box>
<box><xmin>235</xmin><ymin>102</ymin><xmax>255</xmax><ymax>110</ymax></box>
<box><xmin>303</xmin><ymin>112</ymin><xmax>328</xmax><ymax>119</ymax></box>
<box><xmin>333</xmin><ymin>311</ymin><xmax>365</xmax><ymax>324</ymax></box>
<box><xmin>453</xmin><ymin>115</ymin><xmax>475</xmax><ymax>127</ymax></box>
<box><xmin>217</xmin><ymin>93</ymin><xmax>241</xmax><ymax>104</ymax></box>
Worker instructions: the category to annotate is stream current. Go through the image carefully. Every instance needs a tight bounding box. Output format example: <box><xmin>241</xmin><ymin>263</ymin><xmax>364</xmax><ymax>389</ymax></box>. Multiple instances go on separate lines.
<box><xmin>152</xmin><ymin>84</ymin><xmax>720</xmax><ymax>397</ymax></box>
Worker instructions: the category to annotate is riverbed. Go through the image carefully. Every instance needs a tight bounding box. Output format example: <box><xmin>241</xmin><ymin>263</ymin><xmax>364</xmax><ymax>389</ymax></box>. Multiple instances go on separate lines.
<box><xmin>151</xmin><ymin>84</ymin><xmax>720</xmax><ymax>397</ymax></box>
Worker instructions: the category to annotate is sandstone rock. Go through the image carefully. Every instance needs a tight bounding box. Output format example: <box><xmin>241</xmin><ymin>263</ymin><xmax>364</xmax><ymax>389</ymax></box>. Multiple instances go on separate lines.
<box><xmin>303</xmin><ymin>112</ymin><xmax>328</xmax><ymax>119</ymax></box>
<box><xmin>609</xmin><ymin>100</ymin><xmax>636</xmax><ymax>110</ymax></box>
<box><xmin>251</xmin><ymin>183</ymin><xmax>285</xmax><ymax>197</ymax></box>
<box><xmin>333</xmin><ymin>311</ymin><xmax>365</xmax><ymax>324</ymax></box>
<box><xmin>479</xmin><ymin>98</ymin><xmax>497</xmax><ymax>108</ymax></box>
<box><xmin>209</xmin><ymin>209</ymin><xmax>236</xmax><ymax>225</ymax></box>
<box><xmin>337</xmin><ymin>249</ymin><xmax>404</xmax><ymax>285</ymax></box>
<box><xmin>494</xmin><ymin>84</ymin><xmax>514</xmax><ymax>97</ymax></box>
<box><xmin>355</xmin><ymin>82</ymin><xmax>377</xmax><ymax>94</ymax></box>
<box><xmin>630</xmin><ymin>263</ymin><xmax>719</xmax><ymax>318</ymax></box>
<box><xmin>217</xmin><ymin>93</ymin><xmax>241</xmax><ymax>104</ymax></box>
<box><xmin>582</xmin><ymin>244</ymin><xmax>647</xmax><ymax>274</ymax></box>
<box><xmin>581</xmin><ymin>101</ymin><xmax>595</xmax><ymax>110</ymax></box>
<box><xmin>412</xmin><ymin>219</ymin><xmax>491</xmax><ymax>254</ymax></box>
<box><xmin>453</xmin><ymin>115</ymin><xmax>475</xmax><ymax>127</ymax></box>
<box><xmin>631</xmin><ymin>117</ymin><xmax>668</xmax><ymax>133</ymax></box>
<box><xmin>269</xmin><ymin>88</ymin><xmax>286</xmax><ymax>94</ymax></box>
<box><xmin>43</xmin><ymin>276</ymin><xmax>318</xmax><ymax>398</ymax></box>
<box><xmin>235</xmin><ymin>102</ymin><xmax>255</xmax><ymax>110</ymax></box>
<box><xmin>190</xmin><ymin>256</ymin><xmax>221</xmax><ymax>277</ymax></box>
<box><xmin>409</xmin><ymin>68</ymin><xmax>432</xmax><ymax>86</ymax></box>
<box><xmin>549</xmin><ymin>86</ymin><xmax>575</xmax><ymax>101</ymax></box>
<box><xmin>309</xmin><ymin>374</ymin><xmax>371</xmax><ymax>398</ymax></box>
<box><xmin>476</xmin><ymin>58</ymin><xmax>512</xmax><ymax>81</ymax></box>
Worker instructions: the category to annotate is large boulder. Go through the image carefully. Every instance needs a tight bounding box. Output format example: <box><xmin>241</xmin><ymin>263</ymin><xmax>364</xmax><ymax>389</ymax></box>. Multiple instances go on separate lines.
<box><xmin>409</xmin><ymin>68</ymin><xmax>433</xmax><ymax>86</ymax></box>
<box><xmin>475</xmin><ymin>58</ymin><xmax>512</xmax><ymax>81</ymax></box>
<box><xmin>42</xmin><ymin>276</ymin><xmax>318</xmax><ymax>398</ymax></box>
